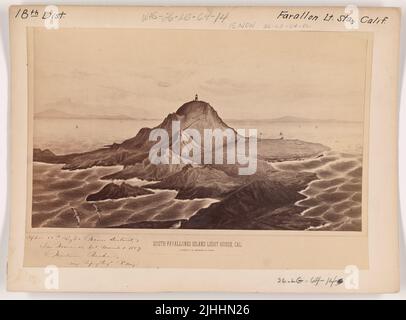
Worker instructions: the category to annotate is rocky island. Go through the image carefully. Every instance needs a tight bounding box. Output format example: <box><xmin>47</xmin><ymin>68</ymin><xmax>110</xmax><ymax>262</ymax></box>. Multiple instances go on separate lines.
<box><xmin>33</xmin><ymin>100</ymin><xmax>330</xmax><ymax>229</ymax></box>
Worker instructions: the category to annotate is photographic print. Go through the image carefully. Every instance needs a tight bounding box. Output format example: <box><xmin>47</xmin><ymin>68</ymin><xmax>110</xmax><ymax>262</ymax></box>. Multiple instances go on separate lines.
<box><xmin>30</xmin><ymin>28</ymin><xmax>369</xmax><ymax>231</ymax></box>
<box><xmin>8</xmin><ymin>5</ymin><xmax>401</xmax><ymax>293</ymax></box>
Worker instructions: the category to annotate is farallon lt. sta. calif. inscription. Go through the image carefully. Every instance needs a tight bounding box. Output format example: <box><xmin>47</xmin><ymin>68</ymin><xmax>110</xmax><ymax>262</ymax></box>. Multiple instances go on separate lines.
<box><xmin>277</xmin><ymin>10</ymin><xmax>389</xmax><ymax>25</ymax></box>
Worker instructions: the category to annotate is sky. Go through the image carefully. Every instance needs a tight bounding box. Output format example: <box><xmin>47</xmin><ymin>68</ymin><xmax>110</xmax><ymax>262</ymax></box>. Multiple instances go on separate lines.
<box><xmin>32</xmin><ymin>28</ymin><xmax>370</xmax><ymax>121</ymax></box>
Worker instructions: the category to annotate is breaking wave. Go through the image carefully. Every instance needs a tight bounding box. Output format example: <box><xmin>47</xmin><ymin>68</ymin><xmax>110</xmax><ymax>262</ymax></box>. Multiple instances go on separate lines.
<box><xmin>32</xmin><ymin>163</ymin><xmax>217</xmax><ymax>228</ymax></box>
<box><xmin>273</xmin><ymin>151</ymin><xmax>363</xmax><ymax>231</ymax></box>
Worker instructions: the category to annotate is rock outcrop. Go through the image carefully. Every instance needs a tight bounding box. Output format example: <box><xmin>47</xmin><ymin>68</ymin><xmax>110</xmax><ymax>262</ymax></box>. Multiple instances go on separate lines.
<box><xmin>86</xmin><ymin>182</ymin><xmax>153</xmax><ymax>201</ymax></box>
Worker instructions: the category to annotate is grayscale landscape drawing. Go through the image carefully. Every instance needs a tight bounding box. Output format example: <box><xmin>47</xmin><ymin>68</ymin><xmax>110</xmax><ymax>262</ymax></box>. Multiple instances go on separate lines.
<box><xmin>31</xmin><ymin>28</ymin><xmax>366</xmax><ymax>231</ymax></box>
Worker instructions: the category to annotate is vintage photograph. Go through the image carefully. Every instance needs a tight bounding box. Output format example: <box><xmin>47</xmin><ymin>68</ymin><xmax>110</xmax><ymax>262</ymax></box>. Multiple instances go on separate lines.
<box><xmin>31</xmin><ymin>28</ymin><xmax>368</xmax><ymax>231</ymax></box>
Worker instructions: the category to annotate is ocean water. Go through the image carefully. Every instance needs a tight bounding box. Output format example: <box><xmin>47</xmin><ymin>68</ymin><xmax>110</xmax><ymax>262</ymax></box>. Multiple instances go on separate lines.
<box><xmin>34</xmin><ymin>119</ymin><xmax>160</xmax><ymax>154</ymax></box>
<box><xmin>32</xmin><ymin>163</ymin><xmax>217</xmax><ymax>228</ymax></box>
<box><xmin>34</xmin><ymin>118</ymin><xmax>363</xmax><ymax>155</ymax></box>
<box><xmin>227</xmin><ymin>119</ymin><xmax>363</xmax><ymax>155</ymax></box>
<box><xmin>32</xmin><ymin>118</ymin><xmax>363</xmax><ymax>230</ymax></box>
<box><xmin>273</xmin><ymin>151</ymin><xmax>362</xmax><ymax>231</ymax></box>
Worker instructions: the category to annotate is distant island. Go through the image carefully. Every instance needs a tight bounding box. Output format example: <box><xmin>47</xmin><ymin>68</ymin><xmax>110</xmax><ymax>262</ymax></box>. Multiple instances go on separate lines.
<box><xmin>35</xmin><ymin>109</ymin><xmax>360</xmax><ymax>123</ymax></box>
<box><xmin>227</xmin><ymin>116</ymin><xmax>362</xmax><ymax>123</ymax></box>
<box><xmin>34</xmin><ymin>109</ymin><xmax>137</xmax><ymax>120</ymax></box>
